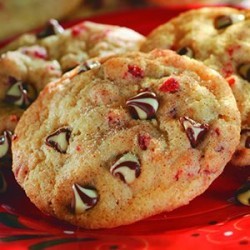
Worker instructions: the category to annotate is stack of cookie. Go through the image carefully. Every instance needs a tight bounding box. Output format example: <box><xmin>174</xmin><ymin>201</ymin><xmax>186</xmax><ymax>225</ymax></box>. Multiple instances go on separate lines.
<box><xmin>0</xmin><ymin>7</ymin><xmax>249</xmax><ymax>229</ymax></box>
<box><xmin>0</xmin><ymin>19</ymin><xmax>145</xmax><ymax>165</ymax></box>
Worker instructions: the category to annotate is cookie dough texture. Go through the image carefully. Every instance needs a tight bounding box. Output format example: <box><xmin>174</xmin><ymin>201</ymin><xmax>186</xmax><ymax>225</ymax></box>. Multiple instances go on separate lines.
<box><xmin>1</xmin><ymin>21</ymin><xmax>146</xmax><ymax>72</ymax></box>
<box><xmin>141</xmin><ymin>7</ymin><xmax>250</xmax><ymax>166</ymax></box>
<box><xmin>0</xmin><ymin>0</ymin><xmax>82</xmax><ymax>40</ymax></box>
<box><xmin>12</xmin><ymin>50</ymin><xmax>240</xmax><ymax>229</ymax></box>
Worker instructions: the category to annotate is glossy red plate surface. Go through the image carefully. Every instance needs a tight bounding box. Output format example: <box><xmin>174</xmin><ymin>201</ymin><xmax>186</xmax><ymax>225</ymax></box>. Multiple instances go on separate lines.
<box><xmin>0</xmin><ymin>6</ymin><xmax>249</xmax><ymax>250</ymax></box>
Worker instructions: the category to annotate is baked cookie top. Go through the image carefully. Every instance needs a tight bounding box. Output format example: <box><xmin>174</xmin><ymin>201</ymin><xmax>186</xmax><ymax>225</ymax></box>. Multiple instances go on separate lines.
<box><xmin>12</xmin><ymin>49</ymin><xmax>240</xmax><ymax>229</ymax></box>
<box><xmin>1</xmin><ymin>20</ymin><xmax>145</xmax><ymax>72</ymax></box>
<box><xmin>141</xmin><ymin>7</ymin><xmax>250</xmax><ymax>167</ymax></box>
<box><xmin>0</xmin><ymin>45</ymin><xmax>62</xmax><ymax>109</ymax></box>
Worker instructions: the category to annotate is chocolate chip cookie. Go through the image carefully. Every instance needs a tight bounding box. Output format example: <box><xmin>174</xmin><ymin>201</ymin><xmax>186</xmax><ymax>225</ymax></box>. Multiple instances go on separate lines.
<box><xmin>0</xmin><ymin>45</ymin><xmax>61</xmax><ymax>166</ymax></box>
<box><xmin>141</xmin><ymin>7</ymin><xmax>250</xmax><ymax>167</ymax></box>
<box><xmin>0</xmin><ymin>45</ymin><xmax>62</xmax><ymax>108</ymax></box>
<box><xmin>12</xmin><ymin>49</ymin><xmax>240</xmax><ymax>229</ymax></box>
<box><xmin>2</xmin><ymin>20</ymin><xmax>145</xmax><ymax>72</ymax></box>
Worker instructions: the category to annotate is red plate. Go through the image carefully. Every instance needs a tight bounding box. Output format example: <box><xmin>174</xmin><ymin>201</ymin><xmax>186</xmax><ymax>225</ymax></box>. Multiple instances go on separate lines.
<box><xmin>0</xmin><ymin>7</ymin><xmax>249</xmax><ymax>250</ymax></box>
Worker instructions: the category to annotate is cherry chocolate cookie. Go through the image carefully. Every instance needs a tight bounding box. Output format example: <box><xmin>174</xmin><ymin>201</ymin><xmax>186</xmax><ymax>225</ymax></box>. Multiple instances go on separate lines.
<box><xmin>12</xmin><ymin>49</ymin><xmax>240</xmax><ymax>229</ymax></box>
<box><xmin>141</xmin><ymin>7</ymin><xmax>250</xmax><ymax>167</ymax></box>
<box><xmin>1</xmin><ymin>20</ymin><xmax>145</xmax><ymax>72</ymax></box>
<box><xmin>0</xmin><ymin>46</ymin><xmax>61</xmax><ymax>165</ymax></box>
<box><xmin>0</xmin><ymin>45</ymin><xmax>62</xmax><ymax>108</ymax></box>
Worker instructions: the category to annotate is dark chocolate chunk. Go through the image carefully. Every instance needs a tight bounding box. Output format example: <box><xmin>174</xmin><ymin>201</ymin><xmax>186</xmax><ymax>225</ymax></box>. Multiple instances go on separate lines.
<box><xmin>214</xmin><ymin>15</ymin><xmax>233</xmax><ymax>29</ymax></box>
<box><xmin>45</xmin><ymin>127</ymin><xmax>71</xmax><ymax>154</ymax></box>
<box><xmin>180</xmin><ymin>116</ymin><xmax>209</xmax><ymax>148</ymax></box>
<box><xmin>126</xmin><ymin>91</ymin><xmax>159</xmax><ymax>120</ymax></box>
<box><xmin>110</xmin><ymin>152</ymin><xmax>141</xmax><ymax>184</ymax></box>
<box><xmin>36</xmin><ymin>19</ymin><xmax>64</xmax><ymax>39</ymax></box>
<box><xmin>177</xmin><ymin>47</ymin><xmax>194</xmax><ymax>58</ymax></box>
<box><xmin>214</xmin><ymin>14</ymin><xmax>245</xmax><ymax>29</ymax></box>
<box><xmin>5</xmin><ymin>77</ymin><xmax>37</xmax><ymax>108</ymax></box>
<box><xmin>71</xmin><ymin>184</ymin><xmax>99</xmax><ymax>213</ymax></box>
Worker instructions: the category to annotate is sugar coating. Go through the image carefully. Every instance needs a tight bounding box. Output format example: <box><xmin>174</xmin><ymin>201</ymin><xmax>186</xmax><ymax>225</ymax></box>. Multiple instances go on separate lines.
<box><xmin>12</xmin><ymin>49</ymin><xmax>240</xmax><ymax>229</ymax></box>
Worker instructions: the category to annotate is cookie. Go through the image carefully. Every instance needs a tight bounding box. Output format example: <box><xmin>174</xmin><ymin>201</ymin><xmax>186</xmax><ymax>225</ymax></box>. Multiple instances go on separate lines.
<box><xmin>12</xmin><ymin>49</ymin><xmax>240</xmax><ymax>229</ymax></box>
<box><xmin>141</xmin><ymin>7</ymin><xmax>250</xmax><ymax>167</ymax></box>
<box><xmin>0</xmin><ymin>45</ymin><xmax>62</xmax><ymax>108</ymax></box>
<box><xmin>0</xmin><ymin>0</ymin><xmax>82</xmax><ymax>40</ymax></box>
<box><xmin>141</xmin><ymin>7</ymin><xmax>247</xmax><ymax>59</ymax></box>
<box><xmin>1</xmin><ymin>20</ymin><xmax>145</xmax><ymax>72</ymax></box>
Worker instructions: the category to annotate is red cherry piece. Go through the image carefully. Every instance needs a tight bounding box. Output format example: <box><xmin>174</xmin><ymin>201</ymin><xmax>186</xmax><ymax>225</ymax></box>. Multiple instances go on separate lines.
<box><xmin>127</xmin><ymin>65</ymin><xmax>144</xmax><ymax>78</ymax></box>
<box><xmin>159</xmin><ymin>78</ymin><xmax>180</xmax><ymax>93</ymax></box>
<box><xmin>138</xmin><ymin>134</ymin><xmax>151</xmax><ymax>150</ymax></box>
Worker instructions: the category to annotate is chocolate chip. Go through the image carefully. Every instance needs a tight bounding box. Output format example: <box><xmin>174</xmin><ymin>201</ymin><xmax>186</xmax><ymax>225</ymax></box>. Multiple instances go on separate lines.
<box><xmin>45</xmin><ymin>127</ymin><xmax>71</xmax><ymax>154</ymax></box>
<box><xmin>234</xmin><ymin>179</ymin><xmax>250</xmax><ymax>206</ymax></box>
<box><xmin>0</xmin><ymin>130</ymin><xmax>12</xmax><ymax>159</ymax></box>
<box><xmin>237</xmin><ymin>63</ymin><xmax>250</xmax><ymax>82</ymax></box>
<box><xmin>126</xmin><ymin>91</ymin><xmax>159</xmax><ymax>120</ymax></box>
<box><xmin>71</xmin><ymin>184</ymin><xmax>99</xmax><ymax>213</ymax></box>
<box><xmin>5</xmin><ymin>78</ymin><xmax>37</xmax><ymax>108</ymax></box>
<box><xmin>78</xmin><ymin>60</ymin><xmax>101</xmax><ymax>74</ymax></box>
<box><xmin>214</xmin><ymin>14</ymin><xmax>245</xmax><ymax>29</ymax></box>
<box><xmin>180</xmin><ymin>116</ymin><xmax>209</xmax><ymax>148</ymax></box>
<box><xmin>36</xmin><ymin>19</ymin><xmax>64</xmax><ymax>39</ymax></box>
<box><xmin>110</xmin><ymin>152</ymin><xmax>141</xmax><ymax>184</ymax></box>
<box><xmin>214</xmin><ymin>15</ymin><xmax>233</xmax><ymax>29</ymax></box>
<box><xmin>177</xmin><ymin>47</ymin><xmax>194</xmax><ymax>58</ymax></box>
